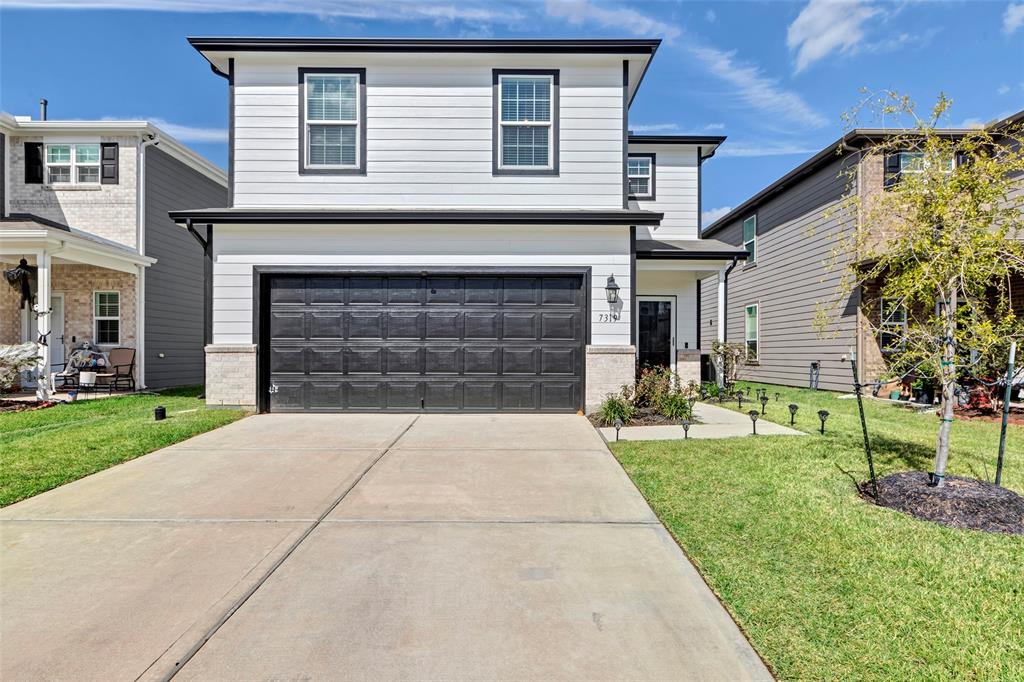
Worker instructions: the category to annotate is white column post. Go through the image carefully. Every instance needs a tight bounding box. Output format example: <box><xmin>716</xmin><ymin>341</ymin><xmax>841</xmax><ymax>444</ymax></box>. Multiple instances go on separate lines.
<box><xmin>136</xmin><ymin>264</ymin><xmax>145</xmax><ymax>388</ymax></box>
<box><xmin>717</xmin><ymin>266</ymin><xmax>728</xmax><ymax>344</ymax></box>
<box><xmin>35</xmin><ymin>250</ymin><xmax>52</xmax><ymax>401</ymax></box>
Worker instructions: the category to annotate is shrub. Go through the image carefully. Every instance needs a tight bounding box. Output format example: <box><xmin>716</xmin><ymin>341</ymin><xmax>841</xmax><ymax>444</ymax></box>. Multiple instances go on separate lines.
<box><xmin>701</xmin><ymin>381</ymin><xmax>720</xmax><ymax>398</ymax></box>
<box><xmin>634</xmin><ymin>365</ymin><xmax>677</xmax><ymax>408</ymax></box>
<box><xmin>598</xmin><ymin>390</ymin><xmax>635</xmax><ymax>426</ymax></box>
<box><xmin>658</xmin><ymin>392</ymin><xmax>693</xmax><ymax>420</ymax></box>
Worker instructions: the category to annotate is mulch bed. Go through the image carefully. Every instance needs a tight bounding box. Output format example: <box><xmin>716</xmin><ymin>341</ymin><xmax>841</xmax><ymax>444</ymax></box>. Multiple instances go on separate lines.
<box><xmin>0</xmin><ymin>399</ymin><xmax>57</xmax><ymax>414</ymax></box>
<box><xmin>862</xmin><ymin>471</ymin><xmax>1024</xmax><ymax>535</ymax></box>
<box><xmin>588</xmin><ymin>406</ymin><xmax>696</xmax><ymax>428</ymax></box>
<box><xmin>955</xmin><ymin>406</ymin><xmax>1024</xmax><ymax>426</ymax></box>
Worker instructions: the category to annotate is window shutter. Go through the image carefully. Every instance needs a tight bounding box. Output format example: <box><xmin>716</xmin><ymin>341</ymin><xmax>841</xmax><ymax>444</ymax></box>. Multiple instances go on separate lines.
<box><xmin>101</xmin><ymin>142</ymin><xmax>119</xmax><ymax>184</ymax></box>
<box><xmin>24</xmin><ymin>142</ymin><xmax>44</xmax><ymax>183</ymax></box>
<box><xmin>883</xmin><ymin>152</ymin><xmax>901</xmax><ymax>189</ymax></box>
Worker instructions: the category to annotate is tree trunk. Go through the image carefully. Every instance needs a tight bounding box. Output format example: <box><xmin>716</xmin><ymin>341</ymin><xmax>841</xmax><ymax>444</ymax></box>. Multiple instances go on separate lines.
<box><xmin>933</xmin><ymin>286</ymin><xmax>957</xmax><ymax>486</ymax></box>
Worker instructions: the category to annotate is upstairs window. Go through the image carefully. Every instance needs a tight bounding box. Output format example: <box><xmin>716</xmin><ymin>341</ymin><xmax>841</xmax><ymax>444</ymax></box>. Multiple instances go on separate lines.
<box><xmin>628</xmin><ymin>154</ymin><xmax>655</xmax><ymax>199</ymax></box>
<box><xmin>745</xmin><ymin>304</ymin><xmax>759</xmax><ymax>362</ymax></box>
<box><xmin>45</xmin><ymin>143</ymin><xmax>100</xmax><ymax>185</ymax></box>
<box><xmin>299</xmin><ymin>68</ymin><xmax>366</xmax><ymax>175</ymax></box>
<box><xmin>884</xmin><ymin>150</ymin><xmax>954</xmax><ymax>188</ymax></box>
<box><xmin>880</xmin><ymin>298</ymin><xmax>907</xmax><ymax>353</ymax></box>
<box><xmin>743</xmin><ymin>215</ymin><xmax>757</xmax><ymax>262</ymax></box>
<box><xmin>94</xmin><ymin>291</ymin><xmax>120</xmax><ymax>345</ymax></box>
<box><xmin>494</xmin><ymin>70</ymin><xmax>559</xmax><ymax>175</ymax></box>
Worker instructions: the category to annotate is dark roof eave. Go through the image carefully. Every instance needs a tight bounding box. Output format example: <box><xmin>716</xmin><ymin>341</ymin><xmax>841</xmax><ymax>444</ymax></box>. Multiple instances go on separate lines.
<box><xmin>187</xmin><ymin>37</ymin><xmax>661</xmax><ymax>54</ymax></box>
<box><xmin>628</xmin><ymin>135</ymin><xmax>727</xmax><ymax>146</ymax></box>
<box><xmin>169</xmin><ymin>208</ymin><xmax>664</xmax><ymax>226</ymax></box>
<box><xmin>637</xmin><ymin>249</ymin><xmax>748</xmax><ymax>260</ymax></box>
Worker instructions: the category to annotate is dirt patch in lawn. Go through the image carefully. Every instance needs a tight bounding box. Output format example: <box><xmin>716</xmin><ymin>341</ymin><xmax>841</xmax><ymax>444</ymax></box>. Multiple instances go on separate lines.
<box><xmin>588</xmin><ymin>407</ymin><xmax>697</xmax><ymax>428</ymax></box>
<box><xmin>0</xmin><ymin>399</ymin><xmax>57</xmax><ymax>414</ymax></box>
<box><xmin>864</xmin><ymin>471</ymin><xmax>1024</xmax><ymax>535</ymax></box>
<box><xmin>954</xmin><ymin>406</ymin><xmax>1024</xmax><ymax>426</ymax></box>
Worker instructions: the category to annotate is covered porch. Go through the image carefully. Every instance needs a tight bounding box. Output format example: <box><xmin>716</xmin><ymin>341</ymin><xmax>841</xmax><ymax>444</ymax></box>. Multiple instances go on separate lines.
<box><xmin>1</xmin><ymin>216</ymin><xmax>155</xmax><ymax>400</ymax></box>
<box><xmin>634</xmin><ymin>238</ymin><xmax>747</xmax><ymax>383</ymax></box>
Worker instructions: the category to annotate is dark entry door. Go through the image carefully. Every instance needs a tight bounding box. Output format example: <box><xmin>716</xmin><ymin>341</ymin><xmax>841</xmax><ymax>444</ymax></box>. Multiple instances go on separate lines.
<box><xmin>638</xmin><ymin>298</ymin><xmax>673</xmax><ymax>369</ymax></box>
<box><xmin>264</xmin><ymin>273</ymin><xmax>585</xmax><ymax>412</ymax></box>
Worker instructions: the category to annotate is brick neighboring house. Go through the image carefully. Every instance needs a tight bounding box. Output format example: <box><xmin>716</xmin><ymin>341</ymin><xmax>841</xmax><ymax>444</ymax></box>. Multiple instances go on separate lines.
<box><xmin>1</xmin><ymin>111</ymin><xmax>227</xmax><ymax>395</ymax></box>
<box><xmin>699</xmin><ymin>110</ymin><xmax>1024</xmax><ymax>392</ymax></box>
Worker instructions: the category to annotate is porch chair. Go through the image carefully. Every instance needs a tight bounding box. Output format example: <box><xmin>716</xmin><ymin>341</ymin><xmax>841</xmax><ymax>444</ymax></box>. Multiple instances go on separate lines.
<box><xmin>95</xmin><ymin>347</ymin><xmax>136</xmax><ymax>393</ymax></box>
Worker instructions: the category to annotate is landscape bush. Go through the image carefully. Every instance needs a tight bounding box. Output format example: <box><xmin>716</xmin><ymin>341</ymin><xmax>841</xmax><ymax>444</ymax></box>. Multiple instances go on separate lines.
<box><xmin>598</xmin><ymin>389</ymin><xmax>635</xmax><ymax>426</ymax></box>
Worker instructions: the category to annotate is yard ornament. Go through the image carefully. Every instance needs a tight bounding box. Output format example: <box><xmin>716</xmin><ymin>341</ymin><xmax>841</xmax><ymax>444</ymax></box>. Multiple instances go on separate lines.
<box><xmin>3</xmin><ymin>258</ymin><xmax>35</xmax><ymax>309</ymax></box>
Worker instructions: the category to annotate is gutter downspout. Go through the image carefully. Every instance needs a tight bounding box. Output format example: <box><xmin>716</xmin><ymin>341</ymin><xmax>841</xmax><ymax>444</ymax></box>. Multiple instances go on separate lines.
<box><xmin>136</xmin><ymin>133</ymin><xmax>160</xmax><ymax>389</ymax></box>
<box><xmin>716</xmin><ymin>256</ymin><xmax>739</xmax><ymax>387</ymax></box>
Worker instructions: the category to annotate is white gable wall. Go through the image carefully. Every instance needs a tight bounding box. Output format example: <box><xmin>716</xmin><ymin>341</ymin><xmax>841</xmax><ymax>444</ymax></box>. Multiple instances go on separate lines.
<box><xmin>628</xmin><ymin>143</ymin><xmax>699</xmax><ymax>241</ymax></box>
<box><xmin>232</xmin><ymin>52</ymin><xmax>626</xmax><ymax>209</ymax></box>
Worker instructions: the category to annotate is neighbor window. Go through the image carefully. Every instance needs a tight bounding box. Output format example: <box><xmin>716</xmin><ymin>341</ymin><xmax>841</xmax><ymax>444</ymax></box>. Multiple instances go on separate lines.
<box><xmin>300</xmin><ymin>69</ymin><xmax>365</xmax><ymax>174</ymax></box>
<box><xmin>745</xmin><ymin>304</ymin><xmax>759</xmax><ymax>362</ymax></box>
<box><xmin>884</xmin><ymin>150</ymin><xmax>954</xmax><ymax>188</ymax></box>
<box><xmin>94</xmin><ymin>291</ymin><xmax>120</xmax><ymax>345</ymax></box>
<box><xmin>45</xmin><ymin>143</ymin><xmax>100</xmax><ymax>185</ymax></box>
<box><xmin>743</xmin><ymin>215</ymin><xmax>757</xmax><ymax>262</ymax></box>
<box><xmin>879</xmin><ymin>298</ymin><xmax>906</xmax><ymax>353</ymax></box>
<box><xmin>494</xmin><ymin>70</ymin><xmax>558</xmax><ymax>174</ymax></box>
<box><xmin>628</xmin><ymin>154</ymin><xmax>655</xmax><ymax>199</ymax></box>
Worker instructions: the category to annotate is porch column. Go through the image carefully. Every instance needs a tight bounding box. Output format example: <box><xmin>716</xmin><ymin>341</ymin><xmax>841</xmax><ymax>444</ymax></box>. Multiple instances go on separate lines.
<box><xmin>717</xmin><ymin>265</ymin><xmax>728</xmax><ymax>344</ymax></box>
<box><xmin>35</xmin><ymin>250</ymin><xmax>52</xmax><ymax>401</ymax></box>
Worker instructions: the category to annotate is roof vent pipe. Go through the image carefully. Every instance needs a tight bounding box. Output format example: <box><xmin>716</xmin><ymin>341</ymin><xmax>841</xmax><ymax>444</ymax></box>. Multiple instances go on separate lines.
<box><xmin>39</xmin><ymin>99</ymin><xmax>48</xmax><ymax>121</ymax></box>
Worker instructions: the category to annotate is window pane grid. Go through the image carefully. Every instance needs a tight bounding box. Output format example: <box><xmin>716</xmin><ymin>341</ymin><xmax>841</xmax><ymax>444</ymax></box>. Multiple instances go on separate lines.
<box><xmin>305</xmin><ymin>73</ymin><xmax>360</xmax><ymax>169</ymax></box>
<box><xmin>501</xmin><ymin>77</ymin><xmax>551</xmax><ymax>123</ymax></box>
<box><xmin>745</xmin><ymin>305</ymin><xmax>759</xmax><ymax>361</ymax></box>
<box><xmin>95</xmin><ymin>292</ymin><xmax>120</xmax><ymax>345</ymax></box>
<box><xmin>45</xmin><ymin>143</ymin><xmax>100</xmax><ymax>184</ymax></box>
<box><xmin>502</xmin><ymin>126</ymin><xmax>549</xmax><ymax>167</ymax></box>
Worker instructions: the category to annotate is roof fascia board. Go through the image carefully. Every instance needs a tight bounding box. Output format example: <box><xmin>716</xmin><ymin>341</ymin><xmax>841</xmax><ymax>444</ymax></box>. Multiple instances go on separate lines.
<box><xmin>170</xmin><ymin>208</ymin><xmax>664</xmax><ymax>226</ymax></box>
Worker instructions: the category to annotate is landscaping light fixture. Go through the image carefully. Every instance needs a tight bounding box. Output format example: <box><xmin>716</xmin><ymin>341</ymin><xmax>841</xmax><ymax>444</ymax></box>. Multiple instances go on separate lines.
<box><xmin>775</xmin><ymin>392</ymin><xmax>780</xmax><ymax>402</ymax></box>
<box><xmin>154</xmin><ymin>406</ymin><xmax>166</xmax><ymax>422</ymax></box>
<box><xmin>736</xmin><ymin>391</ymin><xmax>745</xmax><ymax>408</ymax></box>
<box><xmin>748</xmin><ymin>410</ymin><xmax>760</xmax><ymax>435</ymax></box>
<box><xmin>818</xmin><ymin>410</ymin><xmax>830</xmax><ymax>434</ymax></box>
<box><xmin>759</xmin><ymin>394</ymin><xmax>769</xmax><ymax>414</ymax></box>
<box><xmin>605</xmin><ymin>275</ymin><xmax>620</xmax><ymax>304</ymax></box>
<box><xmin>613</xmin><ymin>417</ymin><xmax>624</xmax><ymax>442</ymax></box>
<box><xmin>788</xmin><ymin>403</ymin><xmax>799</xmax><ymax>425</ymax></box>
<box><xmin>681</xmin><ymin>419</ymin><xmax>691</xmax><ymax>439</ymax></box>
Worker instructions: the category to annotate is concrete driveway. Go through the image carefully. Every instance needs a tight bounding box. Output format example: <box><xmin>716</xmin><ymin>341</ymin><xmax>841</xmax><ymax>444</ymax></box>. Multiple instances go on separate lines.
<box><xmin>1</xmin><ymin>414</ymin><xmax>770</xmax><ymax>681</ymax></box>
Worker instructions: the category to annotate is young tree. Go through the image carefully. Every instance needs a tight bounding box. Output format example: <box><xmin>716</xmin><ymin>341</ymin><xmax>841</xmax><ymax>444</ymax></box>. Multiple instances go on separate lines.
<box><xmin>827</xmin><ymin>92</ymin><xmax>1024</xmax><ymax>487</ymax></box>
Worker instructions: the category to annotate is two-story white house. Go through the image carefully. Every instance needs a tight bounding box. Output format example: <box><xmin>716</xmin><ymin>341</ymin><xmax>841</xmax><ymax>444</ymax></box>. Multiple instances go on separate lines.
<box><xmin>172</xmin><ymin>37</ymin><xmax>746</xmax><ymax>413</ymax></box>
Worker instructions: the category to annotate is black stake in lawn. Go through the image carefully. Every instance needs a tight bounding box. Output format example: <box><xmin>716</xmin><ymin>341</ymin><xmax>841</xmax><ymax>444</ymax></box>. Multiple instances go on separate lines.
<box><xmin>748</xmin><ymin>410</ymin><xmax>759</xmax><ymax>435</ymax></box>
<box><xmin>789</xmin><ymin>403</ymin><xmax>798</xmax><ymax>425</ymax></box>
<box><xmin>613</xmin><ymin>418</ymin><xmax>624</xmax><ymax>442</ymax></box>
<box><xmin>818</xmin><ymin>410</ymin><xmax>830</xmax><ymax>434</ymax></box>
<box><xmin>736</xmin><ymin>391</ymin><xmax>745</xmax><ymax>409</ymax></box>
<box><xmin>681</xmin><ymin>419</ymin><xmax>691</xmax><ymax>439</ymax></box>
<box><xmin>846</xmin><ymin>351</ymin><xmax>878</xmax><ymax>497</ymax></box>
<box><xmin>996</xmin><ymin>339</ymin><xmax>1016</xmax><ymax>486</ymax></box>
<box><xmin>759</xmin><ymin>394</ymin><xmax>769</xmax><ymax>415</ymax></box>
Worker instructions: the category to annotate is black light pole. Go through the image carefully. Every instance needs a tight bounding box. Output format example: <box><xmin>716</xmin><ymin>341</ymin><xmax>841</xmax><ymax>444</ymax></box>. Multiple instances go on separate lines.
<box><xmin>759</xmin><ymin>394</ymin><xmax>769</xmax><ymax>415</ymax></box>
<box><xmin>748</xmin><ymin>410</ymin><xmax>759</xmax><ymax>435</ymax></box>
<box><xmin>736</xmin><ymin>391</ymin><xmax>744</xmax><ymax>409</ymax></box>
<box><xmin>818</xmin><ymin>410</ymin><xmax>830</xmax><ymax>434</ymax></box>
<box><xmin>996</xmin><ymin>340</ymin><xmax>1016</xmax><ymax>486</ymax></box>
<box><xmin>788</xmin><ymin>403</ymin><xmax>799</xmax><ymax>425</ymax></box>
<box><xmin>846</xmin><ymin>350</ymin><xmax>878</xmax><ymax>497</ymax></box>
<box><xmin>613</xmin><ymin>418</ymin><xmax>624</xmax><ymax>442</ymax></box>
<box><xmin>681</xmin><ymin>419</ymin><xmax>691</xmax><ymax>439</ymax></box>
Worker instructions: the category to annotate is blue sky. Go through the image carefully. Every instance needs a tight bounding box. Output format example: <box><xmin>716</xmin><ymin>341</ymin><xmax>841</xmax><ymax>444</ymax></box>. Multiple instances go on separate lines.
<box><xmin>2</xmin><ymin>1</ymin><xmax>1022</xmax><ymax>225</ymax></box>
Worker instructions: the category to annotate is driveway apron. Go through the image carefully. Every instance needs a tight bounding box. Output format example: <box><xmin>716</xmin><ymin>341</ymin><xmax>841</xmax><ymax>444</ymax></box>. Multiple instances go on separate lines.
<box><xmin>1</xmin><ymin>413</ymin><xmax>770</xmax><ymax>681</ymax></box>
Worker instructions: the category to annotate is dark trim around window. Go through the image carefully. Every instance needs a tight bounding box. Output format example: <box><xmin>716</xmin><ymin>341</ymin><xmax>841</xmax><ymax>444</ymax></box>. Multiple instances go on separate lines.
<box><xmin>297</xmin><ymin>66</ymin><xmax>367</xmax><ymax>176</ymax></box>
<box><xmin>627</xmin><ymin>152</ymin><xmax>656</xmax><ymax>201</ymax></box>
<box><xmin>492</xmin><ymin>68</ymin><xmax>559</xmax><ymax>177</ymax></box>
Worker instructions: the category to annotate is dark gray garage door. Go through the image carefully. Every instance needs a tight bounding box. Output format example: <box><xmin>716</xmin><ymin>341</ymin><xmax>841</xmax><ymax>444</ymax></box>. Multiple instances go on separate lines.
<box><xmin>265</xmin><ymin>274</ymin><xmax>586</xmax><ymax>412</ymax></box>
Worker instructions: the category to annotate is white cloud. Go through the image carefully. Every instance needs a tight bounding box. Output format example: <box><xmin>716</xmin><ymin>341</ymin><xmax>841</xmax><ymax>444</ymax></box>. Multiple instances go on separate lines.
<box><xmin>716</xmin><ymin>142</ymin><xmax>819</xmax><ymax>157</ymax></box>
<box><xmin>701</xmin><ymin>206</ymin><xmax>732</xmax><ymax>227</ymax></box>
<box><xmin>704</xmin><ymin>123</ymin><xmax>726</xmax><ymax>131</ymax></box>
<box><xmin>1004</xmin><ymin>3</ymin><xmax>1024</xmax><ymax>34</ymax></box>
<box><xmin>688</xmin><ymin>45</ymin><xmax>828</xmax><ymax>128</ymax></box>
<box><xmin>787</xmin><ymin>0</ymin><xmax>881</xmax><ymax>73</ymax></box>
<box><xmin>705</xmin><ymin>9</ymin><xmax>717</xmax><ymax>23</ymax></box>
<box><xmin>3</xmin><ymin>0</ymin><xmax>524</xmax><ymax>24</ymax></box>
<box><xmin>998</xmin><ymin>84</ymin><xmax>1012</xmax><ymax>95</ymax></box>
<box><xmin>150</xmin><ymin>119</ymin><xmax>228</xmax><ymax>142</ymax></box>
<box><xmin>631</xmin><ymin>123</ymin><xmax>680</xmax><ymax>132</ymax></box>
<box><xmin>956</xmin><ymin>118</ymin><xmax>987</xmax><ymax>130</ymax></box>
<box><xmin>544</xmin><ymin>0</ymin><xmax>681</xmax><ymax>40</ymax></box>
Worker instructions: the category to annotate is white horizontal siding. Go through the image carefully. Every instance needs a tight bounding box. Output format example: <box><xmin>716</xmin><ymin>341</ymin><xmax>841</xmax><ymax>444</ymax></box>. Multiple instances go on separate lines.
<box><xmin>628</xmin><ymin>144</ymin><xmax>699</xmax><ymax>240</ymax></box>
<box><xmin>636</xmin><ymin>269</ymin><xmax>699</xmax><ymax>352</ymax></box>
<box><xmin>212</xmin><ymin>224</ymin><xmax>631</xmax><ymax>346</ymax></box>
<box><xmin>231</xmin><ymin>56</ymin><xmax>625</xmax><ymax>209</ymax></box>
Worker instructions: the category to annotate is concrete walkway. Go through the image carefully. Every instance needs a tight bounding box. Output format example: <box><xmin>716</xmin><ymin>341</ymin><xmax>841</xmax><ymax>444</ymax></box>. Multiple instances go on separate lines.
<box><xmin>600</xmin><ymin>401</ymin><xmax>805</xmax><ymax>441</ymax></box>
<box><xmin>1</xmin><ymin>413</ymin><xmax>771</xmax><ymax>681</ymax></box>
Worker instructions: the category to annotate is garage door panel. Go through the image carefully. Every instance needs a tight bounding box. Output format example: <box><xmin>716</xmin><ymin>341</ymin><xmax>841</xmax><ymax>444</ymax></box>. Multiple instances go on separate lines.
<box><xmin>266</xmin><ymin>274</ymin><xmax>584</xmax><ymax>412</ymax></box>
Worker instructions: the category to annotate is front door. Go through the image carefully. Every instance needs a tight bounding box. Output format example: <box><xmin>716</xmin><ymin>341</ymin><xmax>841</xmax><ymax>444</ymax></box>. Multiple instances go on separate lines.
<box><xmin>637</xmin><ymin>297</ymin><xmax>675</xmax><ymax>370</ymax></box>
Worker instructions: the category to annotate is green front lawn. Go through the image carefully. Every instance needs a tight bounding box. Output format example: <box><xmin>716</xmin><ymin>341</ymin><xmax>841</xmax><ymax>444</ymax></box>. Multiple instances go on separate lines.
<box><xmin>1</xmin><ymin>387</ymin><xmax>247</xmax><ymax>507</ymax></box>
<box><xmin>612</xmin><ymin>382</ymin><xmax>1024</xmax><ymax>681</ymax></box>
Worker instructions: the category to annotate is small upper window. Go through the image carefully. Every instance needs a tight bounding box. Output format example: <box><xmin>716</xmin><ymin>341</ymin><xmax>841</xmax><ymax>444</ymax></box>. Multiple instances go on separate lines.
<box><xmin>884</xmin><ymin>150</ymin><xmax>954</xmax><ymax>188</ymax></box>
<box><xmin>45</xmin><ymin>143</ymin><xmax>99</xmax><ymax>185</ymax></box>
<box><xmin>94</xmin><ymin>291</ymin><xmax>120</xmax><ymax>345</ymax></box>
<box><xmin>743</xmin><ymin>215</ymin><xmax>757</xmax><ymax>262</ymax></box>
<box><xmin>628</xmin><ymin>155</ymin><xmax>655</xmax><ymax>199</ymax></box>
<box><xmin>745</xmin><ymin>304</ymin><xmax>759</xmax><ymax>362</ymax></box>
<box><xmin>495</xmin><ymin>71</ymin><xmax>558</xmax><ymax>174</ymax></box>
<box><xmin>880</xmin><ymin>298</ymin><xmax>907</xmax><ymax>353</ymax></box>
<box><xmin>300</xmin><ymin>69</ymin><xmax>365</xmax><ymax>175</ymax></box>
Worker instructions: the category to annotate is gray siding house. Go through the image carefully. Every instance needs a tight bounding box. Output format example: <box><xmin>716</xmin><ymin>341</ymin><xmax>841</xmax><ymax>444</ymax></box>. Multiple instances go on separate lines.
<box><xmin>700</xmin><ymin>111</ymin><xmax>1024</xmax><ymax>392</ymax></box>
<box><xmin>1</xmin><ymin>112</ymin><xmax>227</xmax><ymax>394</ymax></box>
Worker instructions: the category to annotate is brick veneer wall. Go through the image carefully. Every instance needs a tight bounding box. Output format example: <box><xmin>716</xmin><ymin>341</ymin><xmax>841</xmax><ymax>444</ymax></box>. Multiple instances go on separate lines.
<box><xmin>585</xmin><ymin>345</ymin><xmax>635</xmax><ymax>413</ymax></box>
<box><xmin>52</xmin><ymin>264</ymin><xmax>137</xmax><ymax>356</ymax></box>
<box><xmin>205</xmin><ymin>344</ymin><xmax>257</xmax><ymax>408</ymax></box>
<box><xmin>8</xmin><ymin>135</ymin><xmax>139</xmax><ymax>249</ymax></box>
<box><xmin>0</xmin><ymin>263</ymin><xmax>25</xmax><ymax>344</ymax></box>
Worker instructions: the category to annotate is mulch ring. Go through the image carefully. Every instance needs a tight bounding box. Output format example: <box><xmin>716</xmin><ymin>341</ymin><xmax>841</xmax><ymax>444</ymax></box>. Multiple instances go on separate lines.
<box><xmin>955</xmin><ymin>406</ymin><xmax>1024</xmax><ymax>426</ymax></box>
<box><xmin>0</xmin><ymin>399</ymin><xmax>58</xmax><ymax>414</ymax></box>
<box><xmin>862</xmin><ymin>471</ymin><xmax>1024</xmax><ymax>535</ymax></box>
<box><xmin>588</xmin><ymin>406</ymin><xmax>695</xmax><ymax>428</ymax></box>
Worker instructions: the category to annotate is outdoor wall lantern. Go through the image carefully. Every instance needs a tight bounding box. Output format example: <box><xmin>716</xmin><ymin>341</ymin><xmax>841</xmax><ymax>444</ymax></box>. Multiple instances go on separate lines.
<box><xmin>605</xmin><ymin>275</ymin><xmax>620</xmax><ymax>304</ymax></box>
<box><xmin>788</xmin><ymin>403</ymin><xmax>799</xmax><ymax>425</ymax></box>
<box><xmin>681</xmin><ymin>419</ymin><xmax>691</xmax><ymax>439</ymax></box>
<box><xmin>613</xmin><ymin>417</ymin><xmax>624</xmax><ymax>442</ymax></box>
<box><xmin>759</xmin><ymin>394</ymin><xmax>769</xmax><ymax>414</ymax></box>
<box><xmin>818</xmin><ymin>410</ymin><xmax>830</xmax><ymax>434</ymax></box>
<box><xmin>748</xmin><ymin>410</ymin><xmax>760</xmax><ymax>435</ymax></box>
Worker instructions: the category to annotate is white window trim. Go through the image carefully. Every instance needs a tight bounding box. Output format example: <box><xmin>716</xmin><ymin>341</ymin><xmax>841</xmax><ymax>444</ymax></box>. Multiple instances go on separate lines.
<box><xmin>743</xmin><ymin>215</ymin><xmax>757</xmax><ymax>263</ymax></box>
<box><xmin>303</xmin><ymin>72</ymin><xmax>360</xmax><ymax>170</ymax></box>
<box><xmin>45</xmin><ymin>143</ymin><xmax>101</xmax><ymax>186</ymax></box>
<box><xmin>897</xmin><ymin>151</ymin><xmax>955</xmax><ymax>175</ymax></box>
<box><xmin>627</xmin><ymin>155</ymin><xmax>654</xmax><ymax>199</ymax></box>
<box><xmin>94</xmin><ymin>290</ymin><xmax>121</xmax><ymax>346</ymax></box>
<box><xmin>880</xmin><ymin>297</ymin><xmax>907</xmax><ymax>353</ymax></box>
<box><xmin>745</xmin><ymin>303</ymin><xmax>759</xmax><ymax>364</ymax></box>
<box><xmin>497</xmin><ymin>73</ymin><xmax>555</xmax><ymax>171</ymax></box>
